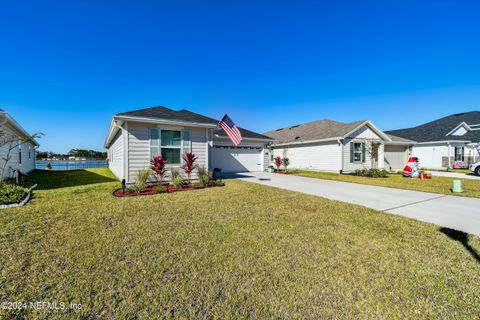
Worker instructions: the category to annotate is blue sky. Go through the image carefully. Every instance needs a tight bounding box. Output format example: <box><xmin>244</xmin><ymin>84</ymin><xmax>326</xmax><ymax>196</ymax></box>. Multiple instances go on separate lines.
<box><xmin>1</xmin><ymin>0</ymin><xmax>479</xmax><ymax>153</ymax></box>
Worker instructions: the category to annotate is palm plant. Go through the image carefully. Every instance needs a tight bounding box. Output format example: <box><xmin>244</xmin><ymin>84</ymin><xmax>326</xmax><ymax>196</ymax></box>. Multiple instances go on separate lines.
<box><xmin>182</xmin><ymin>152</ymin><xmax>197</xmax><ymax>182</ymax></box>
<box><xmin>151</xmin><ymin>156</ymin><xmax>167</xmax><ymax>184</ymax></box>
<box><xmin>133</xmin><ymin>169</ymin><xmax>150</xmax><ymax>193</ymax></box>
<box><xmin>274</xmin><ymin>156</ymin><xmax>282</xmax><ymax>171</ymax></box>
<box><xmin>196</xmin><ymin>165</ymin><xmax>210</xmax><ymax>186</ymax></box>
<box><xmin>282</xmin><ymin>157</ymin><xmax>290</xmax><ymax>172</ymax></box>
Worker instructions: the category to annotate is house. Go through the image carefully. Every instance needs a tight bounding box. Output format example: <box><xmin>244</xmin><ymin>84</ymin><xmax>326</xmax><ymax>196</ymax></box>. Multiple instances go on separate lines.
<box><xmin>0</xmin><ymin>109</ymin><xmax>39</xmax><ymax>179</ymax></box>
<box><xmin>265</xmin><ymin>119</ymin><xmax>413</xmax><ymax>172</ymax></box>
<box><xmin>386</xmin><ymin>111</ymin><xmax>480</xmax><ymax>169</ymax></box>
<box><xmin>104</xmin><ymin>106</ymin><xmax>273</xmax><ymax>183</ymax></box>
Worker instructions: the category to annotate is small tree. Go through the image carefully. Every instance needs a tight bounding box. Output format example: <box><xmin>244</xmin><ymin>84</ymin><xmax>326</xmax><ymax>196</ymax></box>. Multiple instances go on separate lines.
<box><xmin>274</xmin><ymin>156</ymin><xmax>282</xmax><ymax>171</ymax></box>
<box><xmin>364</xmin><ymin>140</ymin><xmax>381</xmax><ymax>169</ymax></box>
<box><xmin>0</xmin><ymin>128</ymin><xmax>43</xmax><ymax>183</ymax></box>
<box><xmin>150</xmin><ymin>156</ymin><xmax>167</xmax><ymax>184</ymax></box>
<box><xmin>282</xmin><ymin>157</ymin><xmax>290</xmax><ymax>172</ymax></box>
<box><xmin>182</xmin><ymin>152</ymin><xmax>197</xmax><ymax>182</ymax></box>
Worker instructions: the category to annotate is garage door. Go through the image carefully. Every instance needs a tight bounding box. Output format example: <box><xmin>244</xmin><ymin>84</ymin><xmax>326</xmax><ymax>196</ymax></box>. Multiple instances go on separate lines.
<box><xmin>212</xmin><ymin>146</ymin><xmax>263</xmax><ymax>173</ymax></box>
<box><xmin>384</xmin><ymin>145</ymin><xmax>408</xmax><ymax>170</ymax></box>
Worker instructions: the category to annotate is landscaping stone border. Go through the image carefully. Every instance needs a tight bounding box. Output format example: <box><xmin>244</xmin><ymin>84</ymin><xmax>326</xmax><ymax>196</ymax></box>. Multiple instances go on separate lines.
<box><xmin>0</xmin><ymin>184</ymin><xmax>38</xmax><ymax>209</ymax></box>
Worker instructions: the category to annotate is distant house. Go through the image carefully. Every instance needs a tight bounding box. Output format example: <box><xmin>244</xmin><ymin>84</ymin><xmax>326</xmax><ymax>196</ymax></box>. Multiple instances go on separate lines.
<box><xmin>0</xmin><ymin>109</ymin><xmax>39</xmax><ymax>179</ymax></box>
<box><xmin>265</xmin><ymin>119</ymin><xmax>413</xmax><ymax>172</ymax></box>
<box><xmin>386</xmin><ymin>111</ymin><xmax>480</xmax><ymax>168</ymax></box>
<box><xmin>104</xmin><ymin>106</ymin><xmax>273</xmax><ymax>183</ymax></box>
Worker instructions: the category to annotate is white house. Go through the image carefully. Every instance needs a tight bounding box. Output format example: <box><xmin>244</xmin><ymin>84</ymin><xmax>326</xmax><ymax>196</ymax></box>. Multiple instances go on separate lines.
<box><xmin>265</xmin><ymin>119</ymin><xmax>412</xmax><ymax>172</ymax></box>
<box><xmin>104</xmin><ymin>106</ymin><xmax>273</xmax><ymax>183</ymax></box>
<box><xmin>386</xmin><ymin>111</ymin><xmax>480</xmax><ymax>169</ymax></box>
<box><xmin>0</xmin><ymin>109</ymin><xmax>39</xmax><ymax>179</ymax></box>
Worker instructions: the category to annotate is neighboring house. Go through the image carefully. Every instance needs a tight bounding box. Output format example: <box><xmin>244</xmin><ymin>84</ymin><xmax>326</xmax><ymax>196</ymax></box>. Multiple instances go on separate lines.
<box><xmin>386</xmin><ymin>111</ymin><xmax>480</xmax><ymax>169</ymax></box>
<box><xmin>0</xmin><ymin>109</ymin><xmax>39</xmax><ymax>179</ymax></box>
<box><xmin>104</xmin><ymin>106</ymin><xmax>273</xmax><ymax>183</ymax></box>
<box><xmin>265</xmin><ymin>119</ymin><xmax>411</xmax><ymax>172</ymax></box>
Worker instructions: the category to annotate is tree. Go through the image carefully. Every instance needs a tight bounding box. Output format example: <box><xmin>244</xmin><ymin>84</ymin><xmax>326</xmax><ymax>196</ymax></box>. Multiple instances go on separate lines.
<box><xmin>274</xmin><ymin>156</ymin><xmax>282</xmax><ymax>170</ymax></box>
<box><xmin>363</xmin><ymin>140</ymin><xmax>382</xmax><ymax>169</ymax></box>
<box><xmin>0</xmin><ymin>129</ymin><xmax>43</xmax><ymax>183</ymax></box>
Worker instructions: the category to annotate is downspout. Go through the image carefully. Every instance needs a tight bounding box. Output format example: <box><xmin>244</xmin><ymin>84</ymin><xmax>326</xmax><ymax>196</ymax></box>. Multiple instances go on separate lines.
<box><xmin>447</xmin><ymin>142</ymin><xmax>451</xmax><ymax>169</ymax></box>
<box><xmin>338</xmin><ymin>139</ymin><xmax>343</xmax><ymax>174</ymax></box>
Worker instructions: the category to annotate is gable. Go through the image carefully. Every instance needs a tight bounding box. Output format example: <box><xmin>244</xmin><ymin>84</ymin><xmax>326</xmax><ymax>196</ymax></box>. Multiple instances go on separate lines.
<box><xmin>347</xmin><ymin>125</ymin><xmax>383</xmax><ymax>140</ymax></box>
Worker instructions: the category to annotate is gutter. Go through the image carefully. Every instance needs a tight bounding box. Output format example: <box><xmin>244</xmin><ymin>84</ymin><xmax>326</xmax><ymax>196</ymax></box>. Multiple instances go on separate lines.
<box><xmin>271</xmin><ymin>137</ymin><xmax>343</xmax><ymax>147</ymax></box>
<box><xmin>0</xmin><ymin>110</ymin><xmax>39</xmax><ymax>146</ymax></box>
<box><xmin>113</xmin><ymin>115</ymin><xmax>218</xmax><ymax>129</ymax></box>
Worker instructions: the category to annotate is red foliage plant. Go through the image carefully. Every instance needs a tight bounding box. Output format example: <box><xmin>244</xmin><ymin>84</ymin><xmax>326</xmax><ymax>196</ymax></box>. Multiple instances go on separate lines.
<box><xmin>274</xmin><ymin>156</ymin><xmax>282</xmax><ymax>170</ymax></box>
<box><xmin>282</xmin><ymin>157</ymin><xmax>290</xmax><ymax>171</ymax></box>
<box><xmin>151</xmin><ymin>156</ymin><xmax>167</xmax><ymax>183</ymax></box>
<box><xmin>182</xmin><ymin>152</ymin><xmax>198</xmax><ymax>181</ymax></box>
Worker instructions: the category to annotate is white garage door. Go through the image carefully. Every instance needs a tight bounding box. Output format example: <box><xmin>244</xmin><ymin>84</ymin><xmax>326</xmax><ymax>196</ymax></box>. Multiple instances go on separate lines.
<box><xmin>212</xmin><ymin>146</ymin><xmax>263</xmax><ymax>173</ymax></box>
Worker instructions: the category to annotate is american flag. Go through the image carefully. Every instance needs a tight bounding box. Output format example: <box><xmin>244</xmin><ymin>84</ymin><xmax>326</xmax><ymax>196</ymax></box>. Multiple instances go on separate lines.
<box><xmin>218</xmin><ymin>114</ymin><xmax>243</xmax><ymax>146</ymax></box>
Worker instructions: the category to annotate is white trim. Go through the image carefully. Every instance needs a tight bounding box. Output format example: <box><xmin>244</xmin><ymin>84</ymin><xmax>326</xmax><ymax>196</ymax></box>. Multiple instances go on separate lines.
<box><xmin>0</xmin><ymin>110</ymin><xmax>39</xmax><ymax>146</ymax></box>
<box><xmin>214</xmin><ymin>135</ymin><xmax>273</xmax><ymax>142</ymax></box>
<box><xmin>446</xmin><ymin>122</ymin><xmax>472</xmax><ymax>136</ymax></box>
<box><xmin>343</xmin><ymin>120</ymin><xmax>392</xmax><ymax>142</ymax></box>
<box><xmin>114</xmin><ymin>115</ymin><xmax>217</xmax><ymax>128</ymax></box>
<box><xmin>123</xmin><ymin>122</ymin><xmax>129</xmax><ymax>182</ymax></box>
<box><xmin>415</xmin><ymin>140</ymin><xmax>471</xmax><ymax>145</ymax></box>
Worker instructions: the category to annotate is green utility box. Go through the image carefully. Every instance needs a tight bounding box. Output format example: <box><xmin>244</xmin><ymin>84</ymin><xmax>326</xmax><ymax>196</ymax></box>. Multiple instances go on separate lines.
<box><xmin>452</xmin><ymin>180</ymin><xmax>464</xmax><ymax>193</ymax></box>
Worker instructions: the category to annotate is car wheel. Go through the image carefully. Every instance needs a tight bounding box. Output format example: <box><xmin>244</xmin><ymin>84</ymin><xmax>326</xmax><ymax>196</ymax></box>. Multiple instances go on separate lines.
<box><xmin>476</xmin><ymin>166</ymin><xmax>480</xmax><ymax>176</ymax></box>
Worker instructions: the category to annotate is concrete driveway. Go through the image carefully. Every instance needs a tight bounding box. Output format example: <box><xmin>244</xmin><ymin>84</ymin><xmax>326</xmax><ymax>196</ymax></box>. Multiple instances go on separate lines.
<box><xmin>429</xmin><ymin>171</ymin><xmax>480</xmax><ymax>180</ymax></box>
<box><xmin>229</xmin><ymin>172</ymin><xmax>480</xmax><ymax>236</ymax></box>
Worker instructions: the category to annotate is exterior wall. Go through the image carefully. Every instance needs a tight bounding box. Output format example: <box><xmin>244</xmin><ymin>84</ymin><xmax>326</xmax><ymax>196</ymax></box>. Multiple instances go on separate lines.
<box><xmin>0</xmin><ymin>123</ymin><xmax>36</xmax><ymax>178</ymax></box>
<box><xmin>18</xmin><ymin>142</ymin><xmax>35</xmax><ymax>174</ymax></box>
<box><xmin>342</xmin><ymin>125</ymin><xmax>385</xmax><ymax>172</ymax></box>
<box><xmin>384</xmin><ymin>145</ymin><xmax>409</xmax><ymax>171</ymax></box>
<box><xmin>412</xmin><ymin>144</ymin><xmax>448</xmax><ymax>168</ymax></box>
<box><xmin>126</xmin><ymin>122</ymin><xmax>208</xmax><ymax>183</ymax></box>
<box><xmin>272</xmin><ymin>141</ymin><xmax>342</xmax><ymax>172</ymax></box>
<box><xmin>108</xmin><ymin>130</ymin><xmax>124</xmax><ymax>181</ymax></box>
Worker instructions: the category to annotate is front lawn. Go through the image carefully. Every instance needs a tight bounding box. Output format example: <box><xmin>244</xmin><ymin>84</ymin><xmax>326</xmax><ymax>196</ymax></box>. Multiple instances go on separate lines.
<box><xmin>292</xmin><ymin>170</ymin><xmax>480</xmax><ymax>198</ymax></box>
<box><xmin>0</xmin><ymin>168</ymin><xmax>479</xmax><ymax>319</ymax></box>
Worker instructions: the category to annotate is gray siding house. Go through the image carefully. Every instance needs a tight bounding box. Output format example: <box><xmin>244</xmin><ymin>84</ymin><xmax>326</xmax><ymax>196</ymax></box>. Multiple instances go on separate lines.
<box><xmin>0</xmin><ymin>109</ymin><xmax>39</xmax><ymax>179</ymax></box>
<box><xmin>104</xmin><ymin>106</ymin><xmax>272</xmax><ymax>183</ymax></box>
<box><xmin>265</xmin><ymin>119</ymin><xmax>412</xmax><ymax>172</ymax></box>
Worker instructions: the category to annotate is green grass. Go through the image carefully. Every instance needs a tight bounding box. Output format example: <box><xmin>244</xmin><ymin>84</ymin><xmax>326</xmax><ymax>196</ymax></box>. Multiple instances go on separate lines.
<box><xmin>1</xmin><ymin>168</ymin><xmax>479</xmax><ymax>319</ymax></box>
<box><xmin>292</xmin><ymin>170</ymin><xmax>480</xmax><ymax>198</ymax></box>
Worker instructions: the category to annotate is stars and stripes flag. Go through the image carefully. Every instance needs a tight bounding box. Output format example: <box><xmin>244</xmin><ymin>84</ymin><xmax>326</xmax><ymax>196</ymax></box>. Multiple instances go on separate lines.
<box><xmin>218</xmin><ymin>114</ymin><xmax>243</xmax><ymax>146</ymax></box>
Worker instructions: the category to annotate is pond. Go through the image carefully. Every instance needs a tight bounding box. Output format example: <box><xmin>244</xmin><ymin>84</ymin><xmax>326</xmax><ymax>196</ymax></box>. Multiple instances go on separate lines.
<box><xmin>36</xmin><ymin>161</ymin><xmax>108</xmax><ymax>170</ymax></box>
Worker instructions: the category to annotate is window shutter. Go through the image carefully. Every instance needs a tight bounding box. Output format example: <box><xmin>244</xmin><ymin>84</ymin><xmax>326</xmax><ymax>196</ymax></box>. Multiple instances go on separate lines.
<box><xmin>182</xmin><ymin>131</ymin><xmax>191</xmax><ymax>153</ymax></box>
<box><xmin>350</xmin><ymin>142</ymin><xmax>354</xmax><ymax>163</ymax></box>
<box><xmin>362</xmin><ymin>143</ymin><xmax>366</xmax><ymax>163</ymax></box>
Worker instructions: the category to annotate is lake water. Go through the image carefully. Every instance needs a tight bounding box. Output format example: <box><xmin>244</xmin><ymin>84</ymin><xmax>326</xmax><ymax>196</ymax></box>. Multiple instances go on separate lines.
<box><xmin>36</xmin><ymin>161</ymin><xmax>108</xmax><ymax>170</ymax></box>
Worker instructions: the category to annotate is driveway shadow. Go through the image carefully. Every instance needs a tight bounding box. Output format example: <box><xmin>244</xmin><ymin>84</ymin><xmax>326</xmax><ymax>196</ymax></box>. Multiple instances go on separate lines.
<box><xmin>440</xmin><ymin>227</ymin><xmax>480</xmax><ymax>263</ymax></box>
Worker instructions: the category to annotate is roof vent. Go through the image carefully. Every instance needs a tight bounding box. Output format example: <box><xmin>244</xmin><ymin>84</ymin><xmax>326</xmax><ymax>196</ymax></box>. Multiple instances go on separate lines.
<box><xmin>275</xmin><ymin>128</ymin><xmax>284</xmax><ymax>131</ymax></box>
<box><xmin>453</xmin><ymin>113</ymin><xmax>465</xmax><ymax>116</ymax></box>
<box><xmin>289</xmin><ymin>125</ymin><xmax>300</xmax><ymax>129</ymax></box>
<box><xmin>295</xmin><ymin>136</ymin><xmax>300</xmax><ymax>140</ymax></box>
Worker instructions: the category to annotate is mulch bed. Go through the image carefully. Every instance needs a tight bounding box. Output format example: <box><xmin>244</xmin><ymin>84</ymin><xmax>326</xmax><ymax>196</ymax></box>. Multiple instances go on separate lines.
<box><xmin>113</xmin><ymin>183</ymin><xmax>225</xmax><ymax>198</ymax></box>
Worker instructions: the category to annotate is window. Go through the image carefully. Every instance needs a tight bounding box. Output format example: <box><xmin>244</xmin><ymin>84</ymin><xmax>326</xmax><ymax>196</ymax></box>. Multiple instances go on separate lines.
<box><xmin>28</xmin><ymin>146</ymin><xmax>31</xmax><ymax>160</ymax></box>
<box><xmin>19</xmin><ymin>144</ymin><xmax>22</xmax><ymax>165</ymax></box>
<box><xmin>350</xmin><ymin>142</ymin><xmax>365</xmax><ymax>163</ymax></box>
<box><xmin>455</xmin><ymin>146</ymin><xmax>464</xmax><ymax>161</ymax></box>
<box><xmin>149</xmin><ymin>128</ymin><xmax>191</xmax><ymax>164</ymax></box>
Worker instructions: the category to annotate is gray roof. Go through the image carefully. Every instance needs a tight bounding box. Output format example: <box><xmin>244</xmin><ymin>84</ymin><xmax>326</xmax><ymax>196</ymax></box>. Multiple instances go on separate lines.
<box><xmin>264</xmin><ymin>119</ymin><xmax>368</xmax><ymax>144</ymax></box>
<box><xmin>116</xmin><ymin>106</ymin><xmax>272</xmax><ymax>140</ymax></box>
<box><xmin>385</xmin><ymin>133</ymin><xmax>416</xmax><ymax>144</ymax></box>
<box><xmin>385</xmin><ymin>111</ymin><xmax>480</xmax><ymax>143</ymax></box>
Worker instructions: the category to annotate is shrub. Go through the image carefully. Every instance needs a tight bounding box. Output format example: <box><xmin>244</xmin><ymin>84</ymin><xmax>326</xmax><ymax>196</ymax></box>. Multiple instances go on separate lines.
<box><xmin>151</xmin><ymin>156</ymin><xmax>167</xmax><ymax>183</ymax></box>
<box><xmin>0</xmin><ymin>182</ymin><xmax>28</xmax><ymax>205</ymax></box>
<box><xmin>170</xmin><ymin>167</ymin><xmax>180</xmax><ymax>180</ymax></box>
<box><xmin>153</xmin><ymin>185</ymin><xmax>168</xmax><ymax>193</ymax></box>
<box><xmin>182</xmin><ymin>152</ymin><xmax>198</xmax><ymax>182</ymax></box>
<box><xmin>282</xmin><ymin>157</ymin><xmax>290</xmax><ymax>171</ymax></box>
<box><xmin>191</xmin><ymin>182</ymin><xmax>205</xmax><ymax>189</ymax></box>
<box><xmin>196</xmin><ymin>165</ymin><xmax>210</xmax><ymax>186</ymax></box>
<box><xmin>353</xmin><ymin>168</ymin><xmax>388</xmax><ymax>178</ymax></box>
<box><xmin>274</xmin><ymin>156</ymin><xmax>282</xmax><ymax>170</ymax></box>
<box><xmin>171</xmin><ymin>176</ymin><xmax>184</xmax><ymax>188</ymax></box>
<box><xmin>133</xmin><ymin>169</ymin><xmax>150</xmax><ymax>192</ymax></box>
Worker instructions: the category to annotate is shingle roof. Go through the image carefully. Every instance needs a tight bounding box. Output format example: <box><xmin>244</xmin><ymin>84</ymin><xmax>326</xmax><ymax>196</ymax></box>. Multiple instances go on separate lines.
<box><xmin>116</xmin><ymin>106</ymin><xmax>272</xmax><ymax>140</ymax></box>
<box><xmin>264</xmin><ymin>119</ymin><xmax>367</xmax><ymax>144</ymax></box>
<box><xmin>385</xmin><ymin>134</ymin><xmax>416</xmax><ymax>143</ymax></box>
<box><xmin>385</xmin><ymin>111</ymin><xmax>480</xmax><ymax>143</ymax></box>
